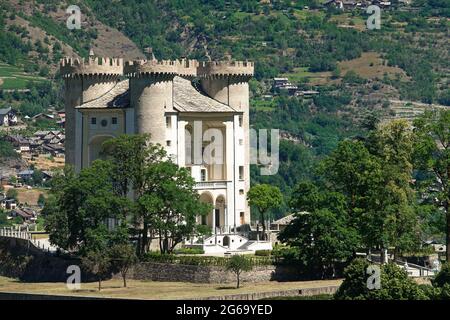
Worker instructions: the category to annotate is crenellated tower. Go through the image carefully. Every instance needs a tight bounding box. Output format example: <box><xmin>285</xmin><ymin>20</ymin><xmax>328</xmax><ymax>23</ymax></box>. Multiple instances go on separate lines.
<box><xmin>124</xmin><ymin>59</ymin><xmax>177</xmax><ymax>146</ymax></box>
<box><xmin>60</xmin><ymin>56</ymin><xmax>123</xmax><ymax>166</ymax></box>
<box><xmin>124</xmin><ymin>58</ymin><xmax>199</xmax><ymax>146</ymax></box>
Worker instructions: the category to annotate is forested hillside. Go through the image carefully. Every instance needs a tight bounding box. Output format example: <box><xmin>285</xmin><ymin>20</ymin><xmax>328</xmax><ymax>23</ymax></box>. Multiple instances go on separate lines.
<box><xmin>0</xmin><ymin>0</ymin><xmax>448</xmax><ymax>218</ymax></box>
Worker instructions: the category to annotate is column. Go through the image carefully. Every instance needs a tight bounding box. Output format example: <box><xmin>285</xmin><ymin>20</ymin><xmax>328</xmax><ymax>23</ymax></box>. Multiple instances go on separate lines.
<box><xmin>225</xmin><ymin>120</ymin><xmax>235</xmax><ymax>231</ymax></box>
<box><xmin>177</xmin><ymin>120</ymin><xmax>187</xmax><ymax>167</ymax></box>
<box><xmin>211</xmin><ymin>207</ymin><xmax>216</xmax><ymax>235</ymax></box>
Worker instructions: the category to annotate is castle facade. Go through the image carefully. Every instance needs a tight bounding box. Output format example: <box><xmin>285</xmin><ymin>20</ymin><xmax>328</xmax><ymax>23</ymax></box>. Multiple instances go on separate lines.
<box><xmin>60</xmin><ymin>55</ymin><xmax>268</xmax><ymax>253</ymax></box>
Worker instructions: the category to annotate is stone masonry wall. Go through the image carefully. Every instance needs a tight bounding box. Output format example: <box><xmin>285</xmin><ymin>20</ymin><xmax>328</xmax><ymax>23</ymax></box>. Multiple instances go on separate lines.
<box><xmin>124</xmin><ymin>262</ymin><xmax>302</xmax><ymax>284</ymax></box>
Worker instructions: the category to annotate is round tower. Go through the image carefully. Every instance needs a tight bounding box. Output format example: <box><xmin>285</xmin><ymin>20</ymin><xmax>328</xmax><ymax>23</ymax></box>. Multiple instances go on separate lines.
<box><xmin>197</xmin><ymin>61</ymin><xmax>254</xmax><ymax>107</ymax></box>
<box><xmin>124</xmin><ymin>59</ymin><xmax>178</xmax><ymax>146</ymax></box>
<box><xmin>60</xmin><ymin>56</ymin><xmax>123</xmax><ymax>167</ymax></box>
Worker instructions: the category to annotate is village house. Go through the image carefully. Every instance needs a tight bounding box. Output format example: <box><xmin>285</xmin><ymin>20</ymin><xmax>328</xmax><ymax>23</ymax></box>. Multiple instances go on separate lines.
<box><xmin>273</xmin><ymin>77</ymin><xmax>298</xmax><ymax>95</ymax></box>
<box><xmin>10</xmin><ymin>207</ymin><xmax>37</xmax><ymax>223</ymax></box>
<box><xmin>6</xmin><ymin>135</ymin><xmax>30</xmax><ymax>153</ymax></box>
<box><xmin>0</xmin><ymin>107</ymin><xmax>18</xmax><ymax>126</ymax></box>
<box><xmin>0</xmin><ymin>194</ymin><xmax>17</xmax><ymax>210</ymax></box>
<box><xmin>17</xmin><ymin>169</ymin><xmax>52</xmax><ymax>183</ymax></box>
<box><xmin>17</xmin><ymin>169</ymin><xmax>34</xmax><ymax>181</ymax></box>
<box><xmin>5</xmin><ymin>130</ymin><xmax>65</xmax><ymax>156</ymax></box>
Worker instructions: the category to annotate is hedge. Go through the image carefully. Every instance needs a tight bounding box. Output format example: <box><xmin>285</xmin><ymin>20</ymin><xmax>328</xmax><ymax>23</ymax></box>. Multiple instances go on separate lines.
<box><xmin>142</xmin><ymin>252</ymin><xmax>275</xmax><ymax>267</ymax></box>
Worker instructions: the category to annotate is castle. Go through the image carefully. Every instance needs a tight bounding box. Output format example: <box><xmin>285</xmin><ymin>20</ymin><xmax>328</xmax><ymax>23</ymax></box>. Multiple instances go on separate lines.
<box><xmin>60</xmin><ymin>53</ymin><xmax>271</xmax><ymax>253</ymax></box>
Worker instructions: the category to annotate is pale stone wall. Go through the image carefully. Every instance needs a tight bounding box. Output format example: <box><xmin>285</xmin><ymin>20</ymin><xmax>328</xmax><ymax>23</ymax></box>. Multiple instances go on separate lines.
<box><xmin>80</xmin><ymin>109</ymin><xmax>125</xmax><ymax>167</ymax></box>
<box><xmin>130</xmin><ymin>75</ymin><xmax>174</xmax><ymax>147</ymax></box>
<box><xmin>125</xmin><ymin>262</ymin><xmax>302</xmax><ymax>284</ymax></box>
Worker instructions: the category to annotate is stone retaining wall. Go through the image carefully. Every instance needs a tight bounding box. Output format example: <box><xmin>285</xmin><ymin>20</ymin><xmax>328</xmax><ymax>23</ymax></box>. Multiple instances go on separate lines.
<box><xmin>197</xmin><ymin>285</ymin><xmax>340</xmax><ymax>300</ymax></box>
<box><xmin>125</xmin><ymin>262</ymin><xmax>302</xmax><ymax>284</ymax></box>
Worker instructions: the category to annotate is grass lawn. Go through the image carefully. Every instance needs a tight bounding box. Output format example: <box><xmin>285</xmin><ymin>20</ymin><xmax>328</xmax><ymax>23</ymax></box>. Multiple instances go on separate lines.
<box><xmin>329</xmin><ymin>13</ymin><xmax>366</xmax><ymax>31</ymax></box>
<box><xmin>251</xmin><ymin>99</ymin><xmax>275</xmax><ymax>112</ymax></box>
<box><xmin>0</xmin><ymin>62</ymin><xmax>47</xmax><ymax>90</ymax></box>
<box><xmin>292</xmin><ymin>9</ymin><xmax>325</xmax><ymax>21</ymax></box>
<box><xmin>30</xmin><ymin>233</ymin><xmax>49</xmax><ymax>240</ymax></box>
<box><xmin>281</xmin><ymin>67</ymin><xmax>332</xmax><ymax>85</ymax></box>
<box><xmin>0</xmin><ymin>276</ymin><xmax>342</xmax><ymax>300</ymax></box>
<box><xmin>337</xmin><ymin>52</ymin><xmax>408</xmax><ymax>80</ymax></box>
<box><xmin>3</xmin><ymin>185</ymin><xmax>48</xmax><ymax>206</ymax></box>
<box><xmin>268</xmin><ymin>294</ymin><xmax>333</xmax><ymax>300</ymax></box>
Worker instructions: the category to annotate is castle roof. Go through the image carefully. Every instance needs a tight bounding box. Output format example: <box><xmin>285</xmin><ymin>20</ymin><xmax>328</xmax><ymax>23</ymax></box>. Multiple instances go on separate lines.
<box><xmin>76</xmin><ymin>76</ymin><xmax>237</xmax><ymax>113</ymax></box>
<box><xmin>76</xmin><ymin>80</ymin><xmax>130</xmax><ymax>109</ymax></box>
<box><xmin>173</xmin><ymin>77</ymin><xmax>236</xmax><ymax>113</ymax></box>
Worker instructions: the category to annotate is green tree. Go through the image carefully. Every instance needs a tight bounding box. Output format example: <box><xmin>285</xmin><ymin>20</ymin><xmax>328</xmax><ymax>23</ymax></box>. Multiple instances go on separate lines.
<box><xmin>225</xmin><ymin>255</ymin><xmax>253</xmax><ymax>288</ymax></box>
<box><xmin>138</xmin><ymin>161</ymin><xmax>210</xmax><ymax>254</ymax></box>
<box><xmin>367</xmin><ymin>120</ymin><xmax>419</xmax><ymax>260</ymax></box>
<box><xmin>413</xmin><ymin>110</ymin><xmax>450</xmax><ymax>260</ymax></box>
<box><xmin>6</xmin><ymin>188</ymin><xmax>18</xmax><ymax>201</ymax></box>
<box><xmin>432</xmin><ymin>262</ymin><xmax>450</xmax><ymax>288</ymax></box>
<box><xmin>0</xmin><ymin>209</ymin><xmax>11</xmax><ymax>227</ymax></box>
<box><xmin>320</xmin><ymin>121</ymin><xmax>420</xmax><ymax>260</ymax></box>
<box><xmin>110</xmin><ymin>243</ymin><xmax>137</xmax><ymax>288</ymax></box>
<box><xmin>42</xmin><ymin>162</ymin><xmax>130</xmax><ymax>251</ymax></box>
<box><xmin>32</xmin><ymin>169</ymin><xmax>43</xmax><ymax>186</ymax></box>
<box><xmin>81</xmin><ymin>248</ymin><xmax>111</xmax><ymax>291</ymax></box>
<box><xmin>280</xmin><ymin>189</ymin><xmax>359</xmax><ymax>278</ymax></box>
<box><xmin>37</xmin><ymin>193</ymin><xmax>45</xmax><ymax>207</ymax></box>
<box><xmin>247</xmin><ymin>184</ymin><xmax>283</xmax><ymax>240</ymax></box>
<box><xmin>335</xmin><ymin>258</ymin><xmax>427</xmax><ymax>300</ymax></box>
<box><xmin>102</xmin><ymin>134</ymin><xmax>166</xmax><ymax>255</ymax></box>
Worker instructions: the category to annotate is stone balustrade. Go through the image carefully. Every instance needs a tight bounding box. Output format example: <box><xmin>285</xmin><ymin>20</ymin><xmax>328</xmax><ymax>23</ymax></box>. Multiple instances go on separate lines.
<box><xmin>0</xmin><ymin>227</ymin><xmax>59</xmax><ymax>253</ymax></box>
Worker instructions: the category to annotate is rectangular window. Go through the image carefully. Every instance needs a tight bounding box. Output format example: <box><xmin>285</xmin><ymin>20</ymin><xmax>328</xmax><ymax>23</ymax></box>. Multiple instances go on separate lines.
<box><xmin>239</xmin><ymin>166</ymin><xmax>244</xmax><ymax>180</ymax></box>
<box><xmin>166</xmin><ymin>117</ymin><xmax>171</xmax><ymax>128</ymax></box>
<box><xmin>201</xmin><ymin>169</ymin><xmax>207</xmax><ymax>182</ymax></box>
<box><xmin>238</xmin><ymin>116</ymin><xmax>243</xmax><ymax>127</ymax></box>
<box><xmin>239</xmin><ymin>189</ymin><xmax>244</xmax><ymax>195</ymax></box>
<box><xmin>239</xmin><ymin>139</ymin><xmax>243</xmax><ymax>146</ymax></box>
<box><xmin>166</xmin><ymin>140</ymin><xmax>171</xmax><ymax>147</ymax></box>
<box><xmin>112</xmin><ymin>117</ymin><xmax>118</xmax><ymax>125</ymax></box>
<box><xmin>240</xmin><ymin>212</ymin><xmax>245</xmax><ymax>225</ymax></box>
<box><xmin>91</xmin><ymin>117</ymin><xmax>97</xmax><ymax>125</ymax></box>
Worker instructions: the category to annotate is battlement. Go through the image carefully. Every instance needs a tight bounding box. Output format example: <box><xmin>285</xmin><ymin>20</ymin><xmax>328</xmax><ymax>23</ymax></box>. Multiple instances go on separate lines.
<box><xmin>124</xmin><ymin>59</ymin><xmax>178</xmax><ymax>77</ymax></box>
<box><xmin>176</xmin><ymin>58</ymin><xmax>199</xmax><ymax>77</ymax></box>
<box><xmin>60</xmin><ymin>57</ymin><xmax>123</xmax><ymax>78</ymax></box>
<box><xmin>197</xmin><ymin>61</ymin><xmax>254</xmax><ymax>78</ymax></box>
<box><xmin>60</xmin><ymin>55</ymin><xmax>254</xmax><ymax>80</ymax></box>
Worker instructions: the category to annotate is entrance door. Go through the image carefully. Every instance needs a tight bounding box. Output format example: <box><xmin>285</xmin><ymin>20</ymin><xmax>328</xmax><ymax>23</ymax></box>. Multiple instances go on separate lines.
<box><xmin>215</xmin><ymin>209</ymin><xmax>220</xmax><ymax>228</ymax></box>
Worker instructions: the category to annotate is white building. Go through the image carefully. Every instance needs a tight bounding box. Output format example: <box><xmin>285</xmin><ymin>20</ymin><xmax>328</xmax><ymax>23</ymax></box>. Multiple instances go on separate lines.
<box><xmin>61</xmin><ymin>54</ymin><xmax>271</xmax><ymax>254</ymax></box>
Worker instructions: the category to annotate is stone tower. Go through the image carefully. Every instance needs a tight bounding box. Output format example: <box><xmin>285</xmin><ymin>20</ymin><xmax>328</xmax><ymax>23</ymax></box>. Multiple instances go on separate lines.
<box><xmin>197</xmin><ymin>61</ymin><xmax>254</xmax><ymax>221</ymax></box>
<box><xmin>60</xmin><ymin>56</ymin><xmax>123</xmax><ymax>166</ymax></box>
<box><xmin>124</xmin><ymin>58</ymin><xmax>198</xmax><ymax>146</ymax></box>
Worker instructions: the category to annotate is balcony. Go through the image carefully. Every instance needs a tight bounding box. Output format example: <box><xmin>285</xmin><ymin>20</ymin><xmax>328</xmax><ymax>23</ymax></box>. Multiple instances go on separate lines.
<box><xmin>195</xmin><ymin>181</ymin><xmax>228</xmax><ymax>190</ymax></box>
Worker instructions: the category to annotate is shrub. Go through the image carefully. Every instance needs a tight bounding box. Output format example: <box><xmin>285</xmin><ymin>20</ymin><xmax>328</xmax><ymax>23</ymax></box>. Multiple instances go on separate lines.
<box><xmin>174</xmin><ymin>248</ymin><xmax>205</xmax><ymax>255</ymax></box>
<box><xmin>432</xmin><ymin>262</ymin><xmax>450</xmax><ymax>288</ymax></box>
<box><xmin>335</xmin><ymin>258</ymin><xmax>427</xmax><ymax>300</ymax></box>
<box><xmin>142</xmin><ymin>252</ymin><xmax>273</xmax><ymax>267</ymax></box>
<box><xmin>440</xmin><ymin>283</ymin><xmax>450</xmax><ymax>300</ymax></box>
<box><xmin>255</xmin><ymin>250</ymin><xmax>271</xmax><ymax>256</ymax></box>
<box><xmin>334</xmin><ymin>258</ymin><xmax>371</xmax><ymax>300</ymax></box>
<box><xmin>271</xmin><ymin>246</ymin><xmax>300</xmax><ymax>265</ymax></box>
<box><xmin>419</xmin><ymin>284</ymin><xmax>441</xmax><ymax>300</ymax></box>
